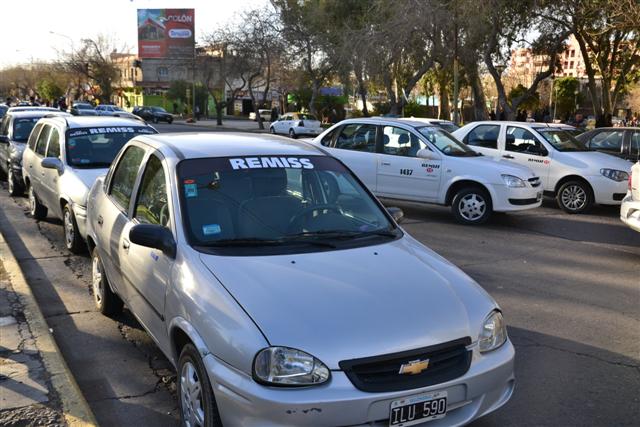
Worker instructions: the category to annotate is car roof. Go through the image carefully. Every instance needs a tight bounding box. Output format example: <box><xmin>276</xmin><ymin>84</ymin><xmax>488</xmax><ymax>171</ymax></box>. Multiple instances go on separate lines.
<box><xmin>135</xmin><ymin>133</ymin><xmax>327</xmax><ymax>160</ymax></box>
<box><xmin>584</xmin><ymin>126</ymin><xmax>639</xmax><ymax>131</ymax></box>
<box><xmin>8</xmin><ymin>106</ymin><xmax>59</xmax><ymax>112</ymax></box>
<box><xmin>339</xmin><ymin>117</ymin><xmax>438</xmax><ymax>128</ymax></box>
<box><xmin>43</xmin><ymin>116</ymin><xmax>150</xmax><ymax>129</ymax></box>
<box><xmin>8</xmin><ymin>110</ymin><xmax>70</xmax><ymax>119</ymax></box>
<box><xmin>400</xmin><ymin>117</ymin><xmax>454</xmax><ymax>124</ymax></box>
<box><xmin>462</xmin><ymin>120</ymin><xmax>577</xmax><ymax>130</ymax></box>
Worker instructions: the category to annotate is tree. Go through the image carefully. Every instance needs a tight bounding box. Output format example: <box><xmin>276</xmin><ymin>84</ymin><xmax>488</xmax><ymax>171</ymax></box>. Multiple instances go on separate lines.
<box><xmin>552</xmin><ymin>76</ymin><xmax>581</xmax><ymax>118</ymax></box>
<box><xmin>167</xmin><ymin>80</ymin><xmax>189</xmax><ymax>105</ymax></box>
<box><xmin>37</xmin><ymin>78</ymin><xmax>64</xmax><ymax>102</ymax></box>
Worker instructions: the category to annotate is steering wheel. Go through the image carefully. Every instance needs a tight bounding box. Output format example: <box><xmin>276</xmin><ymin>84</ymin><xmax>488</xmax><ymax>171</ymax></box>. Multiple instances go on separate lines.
<box><xmin>287</xmin><ymin>204</ymin><xmax>343</xmax><ymax>232</ymax></box>
<box><xmin>441</xmin><ymin>145</ymin><xmax>453</xmax><ymax>154</ymax></box>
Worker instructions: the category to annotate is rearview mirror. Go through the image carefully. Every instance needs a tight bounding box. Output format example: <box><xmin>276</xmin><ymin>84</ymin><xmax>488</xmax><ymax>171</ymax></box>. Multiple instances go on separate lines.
<box><xmin>416</xmin><ymin>148</ymin><xmax>437</xmax><ymax>160</ymax></box>
<box><xmin>41</xmin><ymin>157</ymin><xmax>64</xmax><ymax>173</ymax></box>
<box><xmin>129</xmin><ymin>224</ymin><xmax>176</xmax><ymax>258</ymax></box>
<box><xmin>386</xmin><ymin>207</ymin><xmax>404</xmax><ymax>223</ymax></box>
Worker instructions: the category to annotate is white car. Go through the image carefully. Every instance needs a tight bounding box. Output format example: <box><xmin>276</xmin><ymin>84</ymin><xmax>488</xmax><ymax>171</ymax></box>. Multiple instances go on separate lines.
<box><xmin>453</xmin><ymin>121</ymin><xmax>632</xmax><ymax>213</ymax></box>
<box><xmin>401</xmin><ymin>117</ymin><xmax>460</xmax><ymax>133</ymax></box>
<box><xmin>312</xmin><ymin>118</ymin><xmax>542</xmax><ymax>224</ymax></box>
<box><xmin>249</xmin><ymin>109</ymin><xmax>272</xmax><ymax>121</ymax></box>
<box><xmin>270</xmin><ymin>112</ymin><xmax>322</xmax><ymax>138</ymax></box>
<box><xmin>620</xmin><ymin>161</ymin><xmax>640</xmax><ymax>232</ymax></box>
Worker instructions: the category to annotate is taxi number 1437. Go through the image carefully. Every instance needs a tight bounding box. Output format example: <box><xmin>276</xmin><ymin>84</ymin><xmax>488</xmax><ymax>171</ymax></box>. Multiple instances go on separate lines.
<box><xmin>400</xmin><ymin>169</ymin><xmax>414</xmax><ymax>176</ymax></box>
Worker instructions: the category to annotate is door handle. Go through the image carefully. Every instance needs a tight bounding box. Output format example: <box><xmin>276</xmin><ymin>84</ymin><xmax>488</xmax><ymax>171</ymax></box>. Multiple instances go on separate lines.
<box><xmin>381</xmin><ymin>162</ymin><xmax>391</xmax><ymax>166</ymax></box>
<box><xmin>97</xmin><ymin>215</ymin><xmax>103</xmax><ymax>226</ymax></box>
<box><xmin>502</xmin><ymin>154</ymin><xmax>514</xmax><ymax>159</ymax></box>
<box><xmin>122</xmin><ymin>239</ymin><xmax>130</xmax><ymax>250</ymax></box>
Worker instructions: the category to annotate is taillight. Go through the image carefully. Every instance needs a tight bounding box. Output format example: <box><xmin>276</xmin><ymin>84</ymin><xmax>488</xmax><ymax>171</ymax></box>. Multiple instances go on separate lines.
<box><xmin>298</xmin><ymin>120</ymin><xmax>304</xmax><ymax>127</ymax></box>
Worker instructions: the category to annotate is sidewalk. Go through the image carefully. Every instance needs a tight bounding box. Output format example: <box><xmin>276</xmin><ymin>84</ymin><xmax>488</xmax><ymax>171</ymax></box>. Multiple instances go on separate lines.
<box><xmin>0</xmin><ymin>233</ymin><xmax>96</xmax><ymax>426</ymax></box>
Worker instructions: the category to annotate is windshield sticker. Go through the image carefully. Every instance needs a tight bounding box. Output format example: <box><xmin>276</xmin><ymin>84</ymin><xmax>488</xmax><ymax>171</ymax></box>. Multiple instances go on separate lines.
<box><xmin>202</xmin><ymin>224</ymin><xmax>221</xmax><ymax>235</ymax></box>
<box><xmin>184</xmin><ymin>183</ymin><xmax>198</xmax><ymax>198</ymax></box>
<box><xmin>229</xmin><ymin>157</ymin><xmax>314</xmax><ymax>170</ymax></box>
<box><xmin>69</xmin><ymin>130</ymin><xmax>89</xmax><ymax>138</ymax></box>
<box><xmin>78</xmin><ymin>159</ymin><xmax>90</xmax><ymax>164</ymax></box>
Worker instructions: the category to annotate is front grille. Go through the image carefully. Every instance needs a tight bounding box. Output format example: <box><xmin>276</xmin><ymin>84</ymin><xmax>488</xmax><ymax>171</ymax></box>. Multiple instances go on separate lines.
<box><xmin>509</xmin><ymin>197</ymin><xmax>538</xmax><ymax>205</ymax></box>
<box><xmin>339</xmin><ymin>338</ymin><xmax>472</xmax><ymax>393</ymax></box>
<box><xmin>613</xmin><ymin>193</ymin><xmax>626</xmax><ymax>201</ymax></box>
<box><xmin>528</xmin><ymin>177</ymin><xmax>541</xmax><ymax>188</ymax></box>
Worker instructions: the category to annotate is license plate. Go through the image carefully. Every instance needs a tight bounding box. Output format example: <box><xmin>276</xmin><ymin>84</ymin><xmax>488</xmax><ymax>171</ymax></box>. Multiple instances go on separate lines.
<box><xmin>389</xmin><ymin>391</ymin><xmax>447</xmax><ymax>426</ymax></box>
<box><xmin>536</xmin><ymin>192</ymin><xmax>543</xmax><ymax>201</ymax></box>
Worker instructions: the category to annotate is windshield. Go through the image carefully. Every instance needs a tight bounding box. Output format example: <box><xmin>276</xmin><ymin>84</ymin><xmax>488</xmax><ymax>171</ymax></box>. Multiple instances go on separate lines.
<box><xmin>178</xmin><ymin>155</ymin><xmax>399</xmax><ymax>254</ymax></box>
<box><xmin>65</xmin><ymin>126</ymin><xmax>157</xmax><ymax>167</ymax></box>
<box><xmin>433</xmin><ymin>122</ymin><xmax>460</xmax><ymax>133</ymax></box>
<box><xmin>299</xmin><ymin>114</ymin><xmax>317</xmax><ymax>121</ymax></box>
<box><xmin>537</xmin><ymin>129</ymin><xmax>590</xmax><ymax>152</ymax></box>
<box><xmin>12</xmin><ymin>117</ymin><xmax>40</xmax><ymax>142</ymax></box>
<box><xmin>151</xmin><ymin>107</ymin><xmax>166</xmax><ymax>113</ymax></box>
<box><xmin>76</xmin><ymin>104</ymin><xmax>94</xmax><ymax>110</ymax></box>
<box><xmin>417</xmin><ymin>126</ymin><xmax>478</xmax><ymax>156</ymax></box>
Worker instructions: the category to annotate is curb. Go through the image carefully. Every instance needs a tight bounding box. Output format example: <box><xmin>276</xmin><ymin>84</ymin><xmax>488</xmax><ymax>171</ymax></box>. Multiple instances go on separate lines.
<box><xmin>0</xmin><ymin>232</ymin><xmax>98</xmax><ymax>427</ymax></box>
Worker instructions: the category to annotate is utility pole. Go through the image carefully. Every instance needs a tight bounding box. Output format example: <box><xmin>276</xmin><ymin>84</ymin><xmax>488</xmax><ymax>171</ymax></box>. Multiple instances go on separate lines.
<box><xmin>192</xmin><ymin>44</ymin><xmax>196</xmax><ymax>121</ymax></box>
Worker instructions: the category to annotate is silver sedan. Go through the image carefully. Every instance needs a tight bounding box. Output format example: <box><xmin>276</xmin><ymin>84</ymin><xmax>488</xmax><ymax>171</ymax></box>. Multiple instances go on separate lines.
<box><xmin>86</xmin><ymin>133</ymin><xmax>514</xmax><ymax>426</ymax></box>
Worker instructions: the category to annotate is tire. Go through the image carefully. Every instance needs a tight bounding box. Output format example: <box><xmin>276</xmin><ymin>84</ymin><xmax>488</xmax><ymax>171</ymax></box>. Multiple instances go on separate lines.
<box><xmin>153</xmin><ymin>116</ymin><xmax>159</xmax><ymax>124</ymax></box>
<box><xmin>289</xmin><ymin>129</ymin><xmax>297</xmax><ymax>139</ymax></box>
<box><xmin>556</xmin><ymin>180</ymin><xmax>592</xmax><ymax>214</ymax></box>
<box><xmin>91</xmin><ymin>248</ymin><xmax>123</xmax><ymax>316</ymax></box>
<box><xmin>7</xmin><ymin>167</ymin><xmax>24</xmax><ymax>196</ymax></box>
<box><xmin>63</xmin><ymin>204</ymin><xmax>85</xmax><ymax>254</ymax></box>
<box><xmin>178</xmin><ymin>344</ymin><xmax>222</xmax><ymax>427</ymax></box>
<box><xmin>451</xmin><ymin>186</ymin><xmax>492</xmax><ymax>225</ymax></box>
<box><xmin>28</xmin><ymin>186</ymin><xmax>47</xmax><ymax>220</ymax></box>
<box><xmin>168</xmin><ymin>117</ymin><xmax>173</xmax><ymax>124</ymax></box>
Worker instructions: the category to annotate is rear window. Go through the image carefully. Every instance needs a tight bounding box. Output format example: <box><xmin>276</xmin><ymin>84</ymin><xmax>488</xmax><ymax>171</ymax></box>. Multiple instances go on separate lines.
<box><xmin>12</xmin><ymin>117</ymin><xmax>41</xmax><ymax>142</ymax></box>
<box><xmin>299</xmin><ymin>114</ymin><xmax>317</xmax><ymax>121</ymax></box>
<box><xmin>65</xmin><ymin>126</ymin><xmax>157</xmax><ymax>168</ymax></box>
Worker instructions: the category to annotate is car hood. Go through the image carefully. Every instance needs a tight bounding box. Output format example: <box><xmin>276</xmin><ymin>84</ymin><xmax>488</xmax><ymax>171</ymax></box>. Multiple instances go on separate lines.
<box><xmin>454</xmin><ymin>154</ymin><xmax>537</xmax><ymax>179</ymax></box>
<box><xmin>554</xmin><ymin>150</ymin><xmax>633</xmax><ymax>173</ymax></box>
<box><xmin>199</xmin><ymin>236</ymin><xmax>494</xmax><ymax>369</ymax></box>
<box><xmin>64</xmin><ymin>168</ymin><xmax>108</xmax><ymax>204</ymax></box>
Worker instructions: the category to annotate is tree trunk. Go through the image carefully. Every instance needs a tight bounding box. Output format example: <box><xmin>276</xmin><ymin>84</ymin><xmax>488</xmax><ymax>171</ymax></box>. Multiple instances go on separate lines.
<box><xmin>438</xmin><ymin>85</ymin><xmax>450</xmax><ymax>120</ymax></box>
<box><xmin>309</xmin><ymin>79</ymin><xmax>320</xmax><ymax>117</ymax></box>
<box><xmin>215</xmin><ymin>101</ymin><xmax>223</xmax><ymax>126</ymax></box>
<box><xmin>469</xmin><ymin>67</ymin><xmax>488</xmax><ymax>121</ymax></box>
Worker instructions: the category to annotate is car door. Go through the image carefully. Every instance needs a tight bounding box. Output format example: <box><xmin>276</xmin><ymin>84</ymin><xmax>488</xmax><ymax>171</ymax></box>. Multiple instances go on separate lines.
<box><xmin>40</xmin><ymin>127</ymin><xmax>63</xmax><ymax>213</ymax></box>
<box><xmin>96</xmin><ymin>144</ymin><xmax>147</xmax><ymax>303</ymax></box>
<box><xmin>586</xmin><ymin>130</ymin><xmax>625</xmax><ymax>159</ymax></box>
<box><xmin>376</xmin><ymin>125</ymin><xmax>441</xmax><ymax>201</ymax></box>
<box><xmin>119</xmin><ymin>152</ymin><xmax>174</xmax><ymax>343</ymax></box>
<box><xmin>461</xmin><ymin>123</ymin><xmax>501</xmax><ymax>157</ymax></box>
<box><xmin>22</xmin><ymin>123</ymin><xmax>43</xmax><ymax>180</ymax></box>
<box><xmin>323</xmin><ymin>123</ymin><xmax>379</xmax><ymax>191</ymax></box>
<box><xmin>502</xmin><ymin>125</ymin><xmax>552</xmax><ymax>186</ymax></box>
<box><xmin>29</xmin><ymin>124</ymin><xmax>52</xmax><ymax>197</ymax></box>
<box><xmin>0</xmin><ymin>116</ymin><xmax>10</xmax><ymax>173</ymax></box>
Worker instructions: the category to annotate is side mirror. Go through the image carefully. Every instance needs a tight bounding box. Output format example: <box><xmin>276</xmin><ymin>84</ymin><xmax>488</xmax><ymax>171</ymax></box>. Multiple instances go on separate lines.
<box><xmin>387</xmin><ymin>207</ymin><xmax>404</xmax><ymax>223</ymax></box>
<box><xmin>416</xmin><ymin>148</ymin><xmax>437</xmax><ymax>160</ymax></box>
<box><xmin>0</xmin><ymin>135</ymin><xmax>8</xmax><ymax>144</ymax></box>
<box><xmin>41</xmin><ymin>157</ymin><xmax>64</xmax><ymax>173</ymax></box>
<box><xmin>129</xmin><ymin>224</ymin><xmax>176</xmax><ymax>258</ymax></box>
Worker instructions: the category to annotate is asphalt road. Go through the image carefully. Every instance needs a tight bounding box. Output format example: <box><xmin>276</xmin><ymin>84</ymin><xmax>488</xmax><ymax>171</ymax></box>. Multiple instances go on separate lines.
<box><xmin>0</xmin><ymin>122</ymin><xmax>638</xmax><ymax>426</ymax></box>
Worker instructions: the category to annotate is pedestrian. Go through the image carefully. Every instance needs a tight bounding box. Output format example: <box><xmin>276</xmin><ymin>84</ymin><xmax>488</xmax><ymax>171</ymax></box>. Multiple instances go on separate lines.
<box><xmin>195</xmin><ymin>105</ymin><xmax>200</xmax><ymax>120</ymax></box>
<box><xmin>271</xmin><ymin>106</ymin><xmax>278</xmax><ymax>122</ymax></box>
<box><xmin>173</xmin><ymin>102</ymin><xmax>178</xmax><ymax>115</ymax></box>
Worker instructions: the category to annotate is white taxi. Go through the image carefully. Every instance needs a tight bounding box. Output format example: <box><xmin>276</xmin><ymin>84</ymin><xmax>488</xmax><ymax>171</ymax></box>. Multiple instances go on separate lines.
<box><xmin>312</xmin><ymin>118</ymin><xmax>542</xmax><ymax>224</ymax></box>
<box><xmin>453</xmin><ymin>121</ymin><xmax>632</xmax><ymax>213</ymax></box>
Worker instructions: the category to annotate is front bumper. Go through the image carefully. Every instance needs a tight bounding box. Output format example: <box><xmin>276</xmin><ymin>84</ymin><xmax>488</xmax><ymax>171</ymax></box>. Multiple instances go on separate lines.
<box><xmin>620</xmin><ymin>193</ymin><xmax>640</xmax><ymax>232</ymax></box>
<box><xmin>204</xmin><ymin>340</ymin><xmax>515</xmax><ymax>427</ymax></box>
<box><xmin>491</xmin><ymin>184</ymin><xmax>542</xmax><ymax>212</ymax></box>
<box><xmin>589</xmin><ymin>175</ymin><xmax>628</xmax><ymax>205</ymax></box>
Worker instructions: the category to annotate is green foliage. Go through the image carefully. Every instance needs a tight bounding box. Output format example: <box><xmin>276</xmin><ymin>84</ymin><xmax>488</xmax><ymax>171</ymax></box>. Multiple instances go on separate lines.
<box><xmin>404</xmin><ymin>101</ymin><xmax>432</xmax><ymax>118</ymax></box>
<box><xmin>553</xmin><ymin>77</ymin><xmax>582</xmax><ymax>117</ymax></box>
<box><xmin>36</xmin><ymin>79</ymin><xmax>63</xmax><ymax>101</ymax></box>
<box><xmin>508</xmin><ymin>84</ymin><xmax>540</xmax><ymax>111</ymax></box>
<box><xmin>167</xmin><ymin>80</ymin><xmax>189</xmax><ymax>103</ymax></box>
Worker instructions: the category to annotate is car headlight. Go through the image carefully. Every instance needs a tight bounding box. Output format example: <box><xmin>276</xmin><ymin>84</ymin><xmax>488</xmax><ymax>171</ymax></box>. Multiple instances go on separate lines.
<box><xmin>501</xmin><ymin>174</ymin><xmax>526</xmax><ymax>188</ymax></box>
<box><xmin>600</xmin><ymin>168</ymin><xmax>629</xmax><ymax>182</ymax></box>
<box><xmin>253</xmin><ymin>346</ymin><xmax>330</xmax><ymax>386</ymax></box>
<box><xmin>479</xmin><ymin>311</ymin><xmax>507</xmax><ymax>353</ymax></box>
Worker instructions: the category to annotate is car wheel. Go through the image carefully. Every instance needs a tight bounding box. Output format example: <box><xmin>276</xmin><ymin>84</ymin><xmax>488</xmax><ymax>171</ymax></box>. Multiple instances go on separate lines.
<box><xmin>168</xmin><ymin>117</ymin><xmax>173</xmax><ymax>124</ymax></box>
<box><xmin>153</xmin><ymin>117</ymin><xmax>159</xmax><ymax>124</ymax></box>
<box><xmin>451</xmin><ymin>186</ymin><xmax>492</xmax><ymax>225</ymax></box>
<box><xmin>91</xmin><ymin>248</ymin><xmax>123</xmax><ymax>316</ymax></box>
<box><xmin>289</xmin><ymin>129</ymin><xmax>297</xmax><ymax>139</ymax></box>
<box><xmin>28</xmin><ymin>186</ymin><xmax>47</xmax><ymax>220</ymax></box>
<box><xmin>7</xmin><ymin>167</ymin><xmax>23</xmax><ymax>196</ymax></box>
<box><xmin>178</xmin><ymin>344</ymin><xmax>222</xmax><ymax>427</ymax></box>
<box><xmin>556</xmin><ymin>180</ymin><xmax>592</xmax><ymax>214</ymax></box>
<box><xmin>63</xmin><ymin>204</ymin><xmax>85</xmax><ymax>254</ymax></box>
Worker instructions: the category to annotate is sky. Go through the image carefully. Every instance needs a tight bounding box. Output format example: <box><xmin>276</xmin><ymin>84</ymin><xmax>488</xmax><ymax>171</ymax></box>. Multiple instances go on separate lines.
<box><xmin>1</xmin><ymin>0</ymin><xmax>267</xmax><ymax>67</ymax></box>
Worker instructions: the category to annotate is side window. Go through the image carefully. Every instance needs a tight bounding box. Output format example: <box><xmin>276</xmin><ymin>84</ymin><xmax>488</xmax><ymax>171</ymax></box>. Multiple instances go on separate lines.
<box><xmin>589</xmin><ymin>130</ymin><xmax>624</xmax><ymax>152</ymax></box>
<box><xmin>465</xmin><ymin>124</ymin><xmax>500</xmax><ymax>149</ymax></box>
<box><xmin>382</xmin><ymin>126</ymin><xmax>425</xmax><ymax>157</ymax></box>
<box><xmin>109</xmin><ymin>146</ymin><xmax>145</xmax><ymax>213</ymax></box>
<box><xmin>46</xmin><ymin>129</ymin><xmax>61</xmax><ymax>158</ymax></box>
<box><xmin>134</xmin><ymin>154</ymin><xmax>170</xmax><ymax>227</ymax></box>
<box><xmin>505</xmin><ymin>126</ymin><xmax>548</xmax><ymax>156</ymax></box>
<box><xmin>320</xmin><ymin>128</ymin><xmax>337</xmax><ymax>147</ymax></box>
<box><xmin>0</xmin><ymin>116</ymin><xmax>9</xmax><ymax>136</ymax></box>
<box><xmin>28</xmin><ymin>123</ymin><xmax>43</xmax><ymax>150</ymax></box>
<box><xmin>35</xmin><ymin>125</ymin><xmax>52</xmax><ymax>156</ymax></box>
<box><xmin>336</xmin><ymin>124</ymin><xmax>377</xmax><ymax>152</ymax></box>
<box><xmin>631</xmin><ymin>131</ymin><xmax>639</xmax><ymax>152</ymax></box>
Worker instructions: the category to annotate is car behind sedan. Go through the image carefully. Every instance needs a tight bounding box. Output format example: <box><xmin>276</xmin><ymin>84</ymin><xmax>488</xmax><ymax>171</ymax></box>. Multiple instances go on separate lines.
<box><xmin>85</xmin><ymin>132</ymin><xmax>514</xmax><ymax>427</ymax></box>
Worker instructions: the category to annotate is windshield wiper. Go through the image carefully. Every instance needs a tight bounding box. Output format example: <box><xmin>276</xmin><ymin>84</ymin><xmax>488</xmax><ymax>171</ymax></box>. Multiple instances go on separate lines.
<box><xmin>286</xmin><ymin>228</ymin><xmax>398</xmax><ymax>240</ymax></box>
<box><xmin>201</xmin><ymin>237</ymin><xmax>336</xmax><ymax>248</ymax></box>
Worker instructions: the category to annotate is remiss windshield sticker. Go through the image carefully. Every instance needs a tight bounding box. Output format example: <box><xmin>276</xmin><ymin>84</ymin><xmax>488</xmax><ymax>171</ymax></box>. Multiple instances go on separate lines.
<box><xmin>202</xmin><ymin>224</ymin><xmax>221</xmax><ymax>235</ymax></box>
<box><xmin>229</xmin><ymin>157</ymin><xmax>314</xmax><ymax>170</ymax></box>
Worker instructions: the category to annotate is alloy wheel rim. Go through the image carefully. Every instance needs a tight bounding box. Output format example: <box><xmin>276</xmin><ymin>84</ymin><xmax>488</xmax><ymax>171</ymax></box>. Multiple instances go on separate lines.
<box><xmin>92</xmin><ymin>256</ymin><xmax>103</xmax><ymax>305</ymax></box>
<box><xmin>561</xmin><ymin>185</ymin><xmax>587</xmax><ymax>211</ymax></box>
<box><xmin>29</xmin><ymin>188</ymin><xmax>36</xmax><ymax>214</ymax></box>
<box><xmin>458</xmin><ymin>193</ymin><xmax>486</xmax><ymax>221</ymax></box>
<box><xmin>8</xmin><ymin>170</ymin><xmax>14</xmax><ymax>193</ymax></box>
<box><xmin>64</xmin><ymin>210</ymin><xmax>74</xmax><ymax>247</ymax></box>
<box><xmin>181</xmin><ymin>361</ymin><xmax>205</xmax><ymax>427</ymax></box>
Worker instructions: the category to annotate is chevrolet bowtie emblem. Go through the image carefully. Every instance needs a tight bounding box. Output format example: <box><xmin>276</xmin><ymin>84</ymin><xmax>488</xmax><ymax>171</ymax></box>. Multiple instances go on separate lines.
<box><xmin>399</xmin><ymin>359</ymin><xmax>430</xmax><ymax>375</ymax></box>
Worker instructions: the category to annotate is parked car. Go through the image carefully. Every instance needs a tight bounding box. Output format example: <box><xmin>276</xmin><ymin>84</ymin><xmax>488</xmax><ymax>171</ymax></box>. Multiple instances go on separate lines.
<box><xmin>402</xmin><ymin>117</ymin><xmax>460</xmax><ymax>133</ymax></box>
<box><xmin>313</xmin><ymin>118</ymin><xmax>542</xmax><ymax>224</ymax></box>
<box><xmin>269</xmin><ymin>112</ymin><xmax>322</xmax><ymax>138</ymax></box>
<box><xmin>94</xmin><ymin>104</ymin><xmax>140</xmax><ymax>121</ymax></box>
<box><xmin>249</xmin><ymin>109</ymin><xmax>272</xmax><ymax>121</ymax></box>
<box><xmin>576</xmin><ymin>127</ymin><xmax>639</xmax><ymax>162</ymax></box>
<box><xmin>0</xmin><ymin>110</ymin><xmax>70</xmax><ymax>196</ymax></box>
<box><xmin>69</xmin><ymin>102</ymin><xmax>97</xmax><ymax>116</ymax></box>
<box><xmin>453</xmin><ymin>121</ymin><xmax>632</xmax><ymax>213</ymax></box>
<box><xmin>549</xmin><ymin>123</ymin><xmax>583</xmax><ymax>138</ymax></box>
<box><xmin>133</xmin><ymin>106</ymin><xmax>173</xmax><ymax>124</ymax></box>
<box><xmin>86</xmin><ymin>132</ymin><xmax>514</xmax><ymax>426</ymax></box>
<box><xmin>8</xmin><ymin>106</ymin><xmax>60</xmax><ymax>113</ymax></box>
<box><xmin>620</xmin><ymin>161</ymin><xmax>640</xmax><ymax>232</ymax></box>
<box><xmin>21</xmin><ymin>116</ymin><xmax>157</xmax><ymax>253</ymax></box>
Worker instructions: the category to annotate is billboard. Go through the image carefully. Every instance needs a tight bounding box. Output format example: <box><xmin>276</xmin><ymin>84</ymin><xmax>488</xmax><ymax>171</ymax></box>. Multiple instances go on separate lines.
<box><xmin>137</xmin><ymin>9</ymin><xmax>195</xmax><ymax>58</ymax></box>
